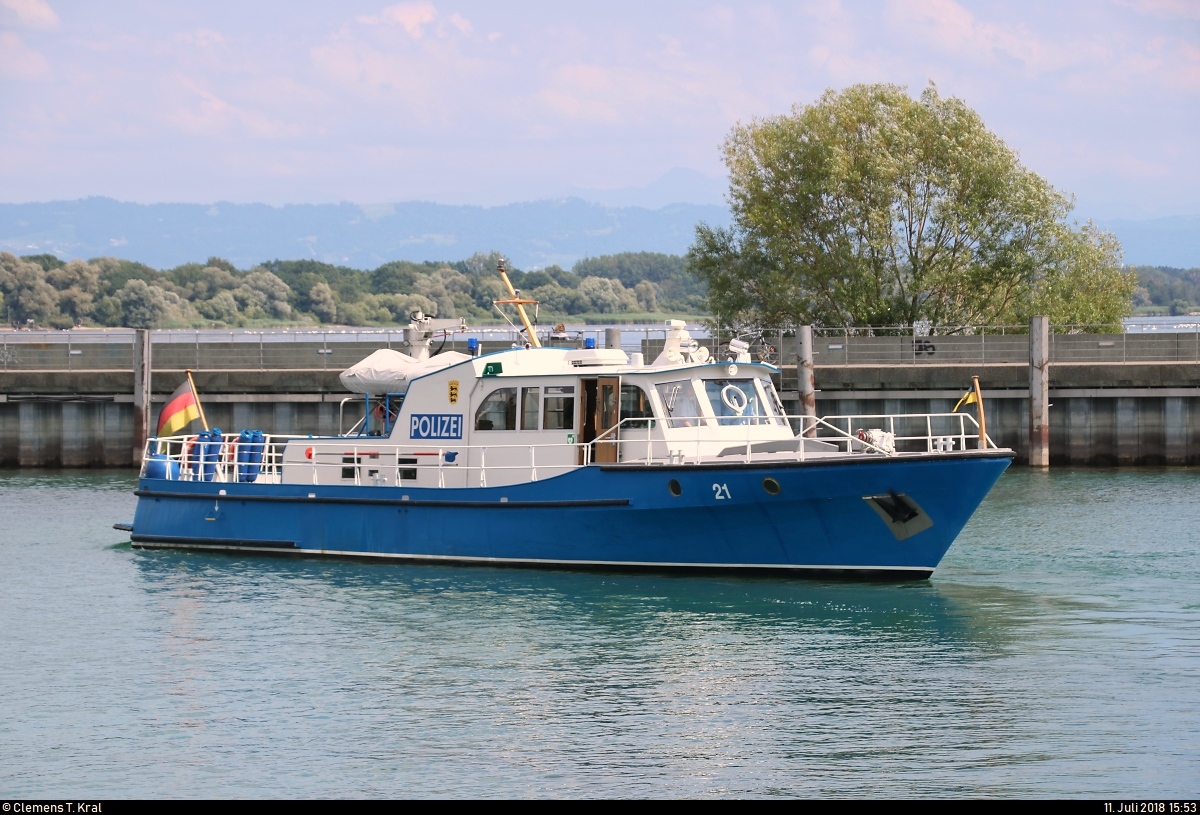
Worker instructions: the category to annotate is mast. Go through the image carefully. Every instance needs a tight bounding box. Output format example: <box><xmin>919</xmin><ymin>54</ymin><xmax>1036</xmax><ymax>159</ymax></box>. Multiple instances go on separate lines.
<box><xmin>493</xmin><ymin>258</ymin><xmax>541</xmax><ymax>348</ymax></box>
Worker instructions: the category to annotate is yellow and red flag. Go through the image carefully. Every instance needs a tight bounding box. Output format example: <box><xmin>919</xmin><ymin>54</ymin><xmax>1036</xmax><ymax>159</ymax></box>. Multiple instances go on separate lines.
<box><xmin>157</xmin><ymin>379</ymin><xmax>202</xmax><ymax>436</ymax></box>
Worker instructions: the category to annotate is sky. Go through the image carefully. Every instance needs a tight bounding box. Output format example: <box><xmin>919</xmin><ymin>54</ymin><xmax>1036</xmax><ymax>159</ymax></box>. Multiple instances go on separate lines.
<box><xmin>1</xmin><ymin>0</ymin><xmax>1198</xmax><ymax>220</ymax></box>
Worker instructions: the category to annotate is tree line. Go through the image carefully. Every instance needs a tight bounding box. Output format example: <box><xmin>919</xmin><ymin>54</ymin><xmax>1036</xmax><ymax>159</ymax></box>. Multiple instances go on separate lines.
<box><xmin>0</xmin><ymin>251</ymin><xmax>706</xmax><ymax>329</ymax></box>
<box><xmin>1131</xmin><ymin>266</ymin><xmax>1200</xmax><ymax>315</ymax></box>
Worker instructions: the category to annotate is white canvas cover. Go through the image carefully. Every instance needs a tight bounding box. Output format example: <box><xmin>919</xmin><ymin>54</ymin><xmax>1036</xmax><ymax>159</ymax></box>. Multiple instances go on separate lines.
<box><xmin>339</xmin><ymin>348</ymin><xmax>471</xmax><ymax>395</ymax></box>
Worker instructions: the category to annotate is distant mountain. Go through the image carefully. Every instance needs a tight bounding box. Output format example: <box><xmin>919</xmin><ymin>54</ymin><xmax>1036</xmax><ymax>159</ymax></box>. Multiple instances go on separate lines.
<box><xmin>562</xmin><ymin>168</ymin><xmax>729</xmax><ymax>209</ymax></box>
<box><xmin>3</xmin><ymin>196</ymin><xmax>1194</xmax><ymax>271</ymax></box>
<box><xmin>0</xmin><ymin>197</ymin><xmax>733</xmax><ymax>271</ymax></box>
<box><xmin>1095</xmin><ymin>216</ymin><xmax>1200</xmax><ymax>268</ymax></box>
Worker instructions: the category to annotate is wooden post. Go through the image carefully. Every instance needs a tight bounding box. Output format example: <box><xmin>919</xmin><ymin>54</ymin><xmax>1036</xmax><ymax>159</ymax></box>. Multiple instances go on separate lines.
<box><xmin>798</xmin><ymin>325</ymin><xmax>816</xmax><ymax>437</ymax></box>
<box><xmin>1029</xmin><ymin>315</ymin><xmax>1050</xmax><ymax>467</ymax></box>
<box><xmin>186</xmin><ymin>369</ymin><xmax>209</xmax><ymax>431</ymax></box>
<box><xmin>132</xmin><ymin>329</ymin><xmax>151</xmax><ymax>465</ymax></box>
<box><xmin>972</xmin><ymin>375</ymin><xmax>987</xmax><ymax>449</ymax></box>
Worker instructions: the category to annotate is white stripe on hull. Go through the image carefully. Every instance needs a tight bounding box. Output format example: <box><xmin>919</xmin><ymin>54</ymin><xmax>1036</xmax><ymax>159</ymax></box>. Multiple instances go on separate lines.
<box><xmin>130</xmin><ymin>541</ymin><xmax>933</xmax><ymax>572</ymax></box>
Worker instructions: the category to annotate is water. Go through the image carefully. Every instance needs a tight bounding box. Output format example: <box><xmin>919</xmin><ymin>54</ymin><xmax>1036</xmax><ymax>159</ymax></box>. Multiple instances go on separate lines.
<box><xmin>1</xmin><ymin>469</ymin><xmax>1197</xmax><ymax>798</ymax></box>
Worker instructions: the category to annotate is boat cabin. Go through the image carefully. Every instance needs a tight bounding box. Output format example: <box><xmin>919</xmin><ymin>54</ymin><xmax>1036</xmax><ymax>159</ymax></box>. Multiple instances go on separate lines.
<box><xmin>280</xmin><ymin>322</ymin><xmax>798</xmax><ymax>487</ymax></box>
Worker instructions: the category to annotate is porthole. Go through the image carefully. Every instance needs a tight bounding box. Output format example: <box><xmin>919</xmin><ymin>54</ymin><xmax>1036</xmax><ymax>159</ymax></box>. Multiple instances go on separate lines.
<box><xmin>763</xmin><ymin>478</ymin><xmax>781</xmax><ymax>495</ymax></box>
<box><xmin>668</xmin><ymin>479</ymin><xmax>682</xmax><ymax>497</ymax></box>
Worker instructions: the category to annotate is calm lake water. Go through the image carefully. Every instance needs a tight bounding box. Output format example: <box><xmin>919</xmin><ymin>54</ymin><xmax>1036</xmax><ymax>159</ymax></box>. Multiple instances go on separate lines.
<box><xmin>1</xmin><ymin>468</ymin><xmax>1197</xmax><ymax>798</ymax></box>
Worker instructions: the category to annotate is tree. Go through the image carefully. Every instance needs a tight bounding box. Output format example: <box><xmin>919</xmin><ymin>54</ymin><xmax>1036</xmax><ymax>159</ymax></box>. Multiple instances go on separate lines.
<box><xmin>633</xmin><ymin>280</ymin><xmax>658</xmax><ymax>312</ymax></box>
<box><xmin>0</xmin><ymin>253</ymin><xmax>60</xmax><ymax>326</ymax></box>
<box><xmin>242</xmin><ymin>270</ymin><xmax>293</xmax><ymax>318</ymax></box>
<box><xmin>197</xmin><ymin>290</ymin><xmax>240</xmax><ymax>323</ymax></box>
<box><xmin>47</xmin><ymin>260</ymin><xmax>101</xmax><ymax>324</ymax></box>
<box><xmin>578</xmin><ymin>276</ymin><xmax>637</xmax><ymax>313</ymax></box>
<box><xmin>308</xmin><ymin>282</ymin><xmax>337</xmax><ymax>323</ymax></box>
<box><xmin>690</xmin><ymin>83</ymin><xmax>1136</xmax><ymax>330</ymax></box>
<box><xmin>118</xmin><ymin>279</ymin><xmax>179</xmax><ymax>328</ymax></box>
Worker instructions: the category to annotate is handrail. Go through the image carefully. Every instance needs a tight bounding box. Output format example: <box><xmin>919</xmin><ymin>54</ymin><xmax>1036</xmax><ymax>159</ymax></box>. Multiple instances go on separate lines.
<box><xmin>141</xmin><ymin>409</ymin><xmax>996</xmax><ymax>485</ymax></box>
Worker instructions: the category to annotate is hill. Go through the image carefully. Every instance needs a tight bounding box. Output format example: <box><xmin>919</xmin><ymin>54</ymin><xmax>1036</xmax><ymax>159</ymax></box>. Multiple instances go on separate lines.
<box><xmin>0</xmin><ymin>197</ymin><xmax>732</xmax><ymax>271</ymax></box>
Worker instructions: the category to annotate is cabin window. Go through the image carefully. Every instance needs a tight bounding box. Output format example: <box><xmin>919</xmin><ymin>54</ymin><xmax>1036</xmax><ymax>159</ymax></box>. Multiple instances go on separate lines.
<box><xmin>655</xmin><ymin>380</ymin><xmax>703</xmax><ymax>428</ymax></box>
<box><xmin>703</xmin><ymin>379</ymin><xmax>771</xmax><ymax>426</ymax></box>
<box><xmin>398</xmin><ymin>457</ymin><xmax>417</xmax><ymax>480</ymax></box>
<box><xmin>543</xmin><ymin>385</ymin><xmax>575</xmax><ymax>430</ymax></box>
<box><xmin>476</xmin><ymin>388</ymin><xmax>516</xmax><ymax>430</ymax></box>
<box><xmin>521</xmin><ymin>387</ymin><xmax>540</xmax><ymax>430</ymax></box>
<box><xmin>619</xmin><ymin>384</ymin><xmax>655</xmax><ymax>429</ymax></box>
<box><xmin>341</xmin><ymin>452</ymin><xmax>382</xmax><ymax>479</ymax></box>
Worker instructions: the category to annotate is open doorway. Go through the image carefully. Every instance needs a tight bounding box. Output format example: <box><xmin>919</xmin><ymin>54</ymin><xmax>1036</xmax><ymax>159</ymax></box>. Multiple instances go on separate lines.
<box><xmin>578</xmin><ymin>376</ymin><xmax>619</xmax><ymax>463</ymax></box>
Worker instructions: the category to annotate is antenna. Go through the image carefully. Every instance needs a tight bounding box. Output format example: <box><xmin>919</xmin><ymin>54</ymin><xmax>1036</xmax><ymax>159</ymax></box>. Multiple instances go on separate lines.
<box><xmin>492</xmin><ymin>257</ymin><xmax>542</xmax><ymax>348</ymax></box>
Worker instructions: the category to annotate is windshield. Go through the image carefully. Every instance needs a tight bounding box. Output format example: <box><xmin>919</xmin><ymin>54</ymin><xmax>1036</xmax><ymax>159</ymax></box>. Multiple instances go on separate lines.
<box><xmin>702</xmin><ymin>379</ymin><xmax>777</xmax><ymax>426</ymax></box>
<box><xmin>654</xmin><ymin>380</ymin><xmax>703</xmax><ymax>428</ymax></box>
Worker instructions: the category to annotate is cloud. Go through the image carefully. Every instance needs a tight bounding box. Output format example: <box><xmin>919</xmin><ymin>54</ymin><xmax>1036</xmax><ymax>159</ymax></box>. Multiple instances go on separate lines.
<box><xmin>176</xmin><ymin>28</ymin><xmax>227</xmax><ymax>49</ymax></box>
<box><xmin>164</xmin><ymin>75</ymin><xmax>308</xmax><ymax>140</ymax></box>
<box><xmin>357</xmin><ymin>2</ymin><xmax>437</xmax><ymax>38</ymax></box>
<box><xmin>0</xmin><ymin>0</ymin><xmax>59</xmax><ymax>30</ymax></box>
<box><xmin>0</xmin><ymin>30</ymin><xmax>49</xmax><ymax>79</ymax></box>
<box><xmin>449</xmin><ymin>12</ymin><xmax>472</xmax><ymax>36</ymax></box>
<box><xmin>1115</xmin><ymin>0</ymin><xmax>1200</xmax><ymax>20</ymax></box>
<box><xmin>886</xmin><ymin>0</ymin><xmax>1068</xmax><ymax>72</ymax></box>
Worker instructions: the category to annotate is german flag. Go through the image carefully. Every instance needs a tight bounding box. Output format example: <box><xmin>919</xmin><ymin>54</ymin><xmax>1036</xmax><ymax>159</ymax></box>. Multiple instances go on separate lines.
<box><xmin>157</xmin><ymin>379</ymin><xmax>202</xmax><ymax>436</ymax></box>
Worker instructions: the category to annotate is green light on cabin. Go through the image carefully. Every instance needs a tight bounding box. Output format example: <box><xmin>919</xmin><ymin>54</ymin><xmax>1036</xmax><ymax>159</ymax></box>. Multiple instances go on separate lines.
<box><xmin>483</xmin><ymin>362</ymin><xmax>503</xmax><ymax>377</ymax></box>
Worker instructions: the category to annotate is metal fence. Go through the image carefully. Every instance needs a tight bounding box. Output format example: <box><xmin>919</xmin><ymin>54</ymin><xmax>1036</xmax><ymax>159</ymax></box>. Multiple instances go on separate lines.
<box><xmin>7</xmin><ymin>324</ymin><xmax>1200</xmax><ymax>372</ymax></box>
<box><xmin>0</xmin><ymin>328</ymin><xmax>596</xmax><ymax>372</ymax></box>
<box><xmin>810</xmin><ymin>326</ymin><xmax>1200</xmax><ymax>365</ymax></box>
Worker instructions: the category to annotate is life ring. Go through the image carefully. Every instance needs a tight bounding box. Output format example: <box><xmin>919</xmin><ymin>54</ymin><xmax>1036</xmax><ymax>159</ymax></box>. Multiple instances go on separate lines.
<box><xmin>182</xmin><ymin>436</ymin><xmax>199</xmax><ymax>472</ymax></box>
<box><xmin>721</xmin><ymin>384</ymin><xmax>748</xmax><ymax>414</ymax></box>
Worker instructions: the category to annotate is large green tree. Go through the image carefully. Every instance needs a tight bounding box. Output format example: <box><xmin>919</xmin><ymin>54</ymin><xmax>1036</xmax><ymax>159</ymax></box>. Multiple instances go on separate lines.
<box><xmin>689</xmin><ymin>83</ymin><xmax>1136</xmax><ymax>330</ymax></box>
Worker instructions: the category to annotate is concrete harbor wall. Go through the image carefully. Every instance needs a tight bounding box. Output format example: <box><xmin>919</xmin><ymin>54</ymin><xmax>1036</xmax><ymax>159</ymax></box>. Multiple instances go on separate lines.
<box><xmin>4</xmin><ymin>327</ymin><xmax>1200</xmax><ymax>467</ymax></box>
<box><xmin>797</xmin><ymin>363</ymin><xmax>1200</xmax><ymax>466</ymax></box>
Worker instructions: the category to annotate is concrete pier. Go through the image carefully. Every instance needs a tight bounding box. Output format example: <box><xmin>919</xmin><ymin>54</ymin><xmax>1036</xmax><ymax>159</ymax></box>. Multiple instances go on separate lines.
<box><xmin>5</xmin><ymin>324</ymin><xmax>1200</xmax><ymax>467</ymax></box>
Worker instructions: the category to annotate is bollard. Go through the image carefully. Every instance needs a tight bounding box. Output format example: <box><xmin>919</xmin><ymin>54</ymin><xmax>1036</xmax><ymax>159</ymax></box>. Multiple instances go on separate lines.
<box><xmin>132</xmin><ymin>329</ymin><xmax>151</xmax><ymax>466</ymax></box>
<box><xmin>1029</xmin><ymin>316</ymin><xmax>1050</xmax><ymax>467</ymax></box>
<box><xmin>798</xmin><ymin>326</ymin><xmax>816</xmax><ymax>438</ymax></box>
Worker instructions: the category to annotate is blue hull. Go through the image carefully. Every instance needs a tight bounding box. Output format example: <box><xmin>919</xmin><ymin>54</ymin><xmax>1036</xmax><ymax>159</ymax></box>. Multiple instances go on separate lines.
<box><xmin>130</xmin><ymin>452</ymin><xmax>1012</xmax><ymax>578</ymax></box>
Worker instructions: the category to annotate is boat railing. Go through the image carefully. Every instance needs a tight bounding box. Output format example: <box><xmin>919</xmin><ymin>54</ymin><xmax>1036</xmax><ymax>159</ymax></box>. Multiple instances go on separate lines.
<box><xmin>588</xmin><ymin>411</ymin><xmax>992</xmax><ymax>464</ymax></box>
<box><xmin>142</xmin><ymin>434</ymin><xmax>591</xmax><ymax>486</ymax></box>
<box><xmin>811</xmin><ymin>412</ymin><xmax>995</xmax><ymax>454</ymax></box>
<box><xmin>142</xmin><ymin>410</ymin><xmax>997</xmax><ymax>484</ymax></box>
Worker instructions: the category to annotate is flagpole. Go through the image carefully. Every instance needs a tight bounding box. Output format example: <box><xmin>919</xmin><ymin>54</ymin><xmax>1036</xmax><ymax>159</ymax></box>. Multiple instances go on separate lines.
<box><xmin>972</xmin><ymin>375</ymin><xmax>986</xmax><ymax>449</ymax></box>
<box><xmin>186</xmin><ymin>369</ymin><xmax>209</xmax><ymax>431</ymax></box>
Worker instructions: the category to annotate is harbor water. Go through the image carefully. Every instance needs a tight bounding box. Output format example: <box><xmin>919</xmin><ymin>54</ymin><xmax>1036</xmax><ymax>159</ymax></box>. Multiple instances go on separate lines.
<box><xmin>1</xmin><ymin>468</ymin><xmax>1197</xmax><ymax>797</ymax></box>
